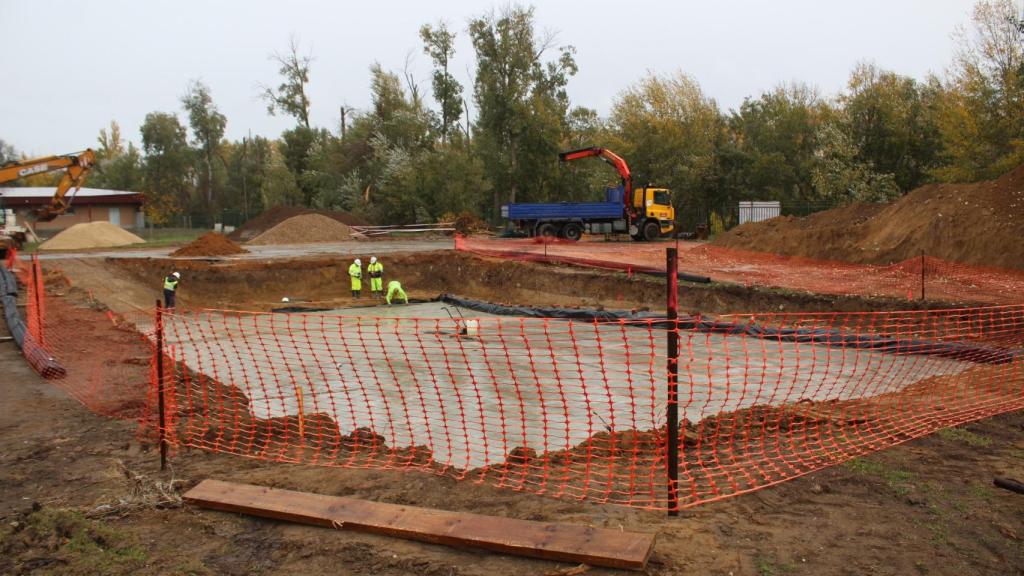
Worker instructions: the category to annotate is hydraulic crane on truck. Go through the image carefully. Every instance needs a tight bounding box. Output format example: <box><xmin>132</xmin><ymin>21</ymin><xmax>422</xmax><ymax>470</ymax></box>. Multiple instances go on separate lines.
<box><xmin>501</xmin><ymin>147</ymin><xmax>674</xmax><ymax>241</ymax></box>
<box><xmin>0</xmin><ymin>149</ymin><xmax>97</xmax><ymax>257</ymax></box>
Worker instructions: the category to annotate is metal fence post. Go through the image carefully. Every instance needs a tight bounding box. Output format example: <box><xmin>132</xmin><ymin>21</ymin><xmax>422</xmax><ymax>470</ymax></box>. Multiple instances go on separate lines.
<box><xmin>155</xmin><ymin>299</ymin><xmax>168</xmax><ymax>471</ymax></box>
<box><xmin>666</xmin><ymin>248</ymin><xmax>680</xmax><ymax>516</ymax></box>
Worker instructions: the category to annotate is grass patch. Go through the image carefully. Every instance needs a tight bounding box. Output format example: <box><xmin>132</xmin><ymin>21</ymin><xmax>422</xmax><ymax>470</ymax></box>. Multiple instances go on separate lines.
<box><xmin>1</xmin><ymin>507</ymin><xmax>148</xmax><ymax>573</ymax></box>
<box><xmin>755</xmin><ymin>557</ymin><xmax>795</xmax><ymax>576</ymax></box>
<box><xmin>845</xmin><ymin>457</ymin><xmax>916</xmax><ymax>495</ymax></box>
<box><xmin>936</xmin><ymin>427</ymin><xmax>991</xmax><ymax>447</ymax></box>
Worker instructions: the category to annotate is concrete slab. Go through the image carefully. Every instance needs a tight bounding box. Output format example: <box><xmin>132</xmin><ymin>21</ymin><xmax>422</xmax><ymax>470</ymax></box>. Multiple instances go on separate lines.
<box><xmin>162</xmin><ymin>302</ymin><xmax>971</xmax><ymax>468</ymax></box>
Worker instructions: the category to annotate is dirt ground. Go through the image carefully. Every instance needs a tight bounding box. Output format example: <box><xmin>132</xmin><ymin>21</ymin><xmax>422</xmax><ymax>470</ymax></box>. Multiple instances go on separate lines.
<box><xmin>52</xmin><ymin>251</ymin><xmax>959</xmax><ymax>319</ymax></box>
<box><xmin>1</xmin><ymin>326</ymin><xmax>1022</xmax><ymax>575</ymax></box>
<box><xmin>715</xmin><ymin>164</ymin><xmax>1024</xmax><ymax>271</ymax></box>
<box><xmin>2</xmin><ymin>250</ymin><xmax>1023</xmax><ymax>575</ymax></box>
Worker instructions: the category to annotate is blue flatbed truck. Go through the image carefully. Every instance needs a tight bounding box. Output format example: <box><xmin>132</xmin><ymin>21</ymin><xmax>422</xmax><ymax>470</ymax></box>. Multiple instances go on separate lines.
<box><xmin>501</xmin><ymin>147</ymin><xmax>675</xmax><ymax>242</ymax></box>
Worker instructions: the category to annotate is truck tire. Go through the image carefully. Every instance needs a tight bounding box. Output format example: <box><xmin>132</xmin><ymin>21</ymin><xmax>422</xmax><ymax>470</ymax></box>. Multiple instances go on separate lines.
<box><xmin>642</xmin><ymin>221</ymin><xmax>660</xmax><ymax>242</ymax></box>
<box><xmin>536</xmin><ymin>223</ymin><xmax>557</xmax><ymax>238</ymax></box>
<box><xmin>561</xmin><ymin>223</ymin><xmax>583</xmax><ymax>241</ymax></box>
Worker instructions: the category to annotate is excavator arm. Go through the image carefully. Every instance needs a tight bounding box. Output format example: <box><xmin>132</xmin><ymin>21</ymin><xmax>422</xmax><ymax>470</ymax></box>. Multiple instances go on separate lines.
<box><xmin>558</xmin><ymin>147</ymin><xmax>636</xmax><ymax>216</ymax></box>
<box><xmin>0</xmin><ymin>149</ymin><xmax>97</xmax><ymax>222</ymax></box>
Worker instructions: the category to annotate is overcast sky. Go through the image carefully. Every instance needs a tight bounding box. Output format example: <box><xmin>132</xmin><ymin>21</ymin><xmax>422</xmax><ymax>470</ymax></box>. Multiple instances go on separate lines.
<box><xmin>0</xmin><ymin>0</ymin><xmax>983</xmax><ymax>155</ymax></box>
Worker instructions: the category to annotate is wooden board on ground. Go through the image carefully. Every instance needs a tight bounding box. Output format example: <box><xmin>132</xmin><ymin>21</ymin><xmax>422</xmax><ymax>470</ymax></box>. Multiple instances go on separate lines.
<box><xmin>184</xmin><ymin>479</ymin><xmax>655</xmax><ymax>570</ymax></box>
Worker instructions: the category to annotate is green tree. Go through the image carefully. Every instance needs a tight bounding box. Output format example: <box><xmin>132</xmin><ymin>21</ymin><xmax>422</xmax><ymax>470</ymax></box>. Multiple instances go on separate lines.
<box><xmin>420</xmin><ymin>21</ymin><xmax>464</xmax><ymax>143</ymax></box>
<box><xmin>812</xmin><ymin>121</ymin><xmax>900</xmax><ymax>202</ymax></box>
<box><xmin>260</xmin><ymin>144</ymin><xmax>302</xmax><ymax>207</ymax></box>
<box><xmin>181</xmin><ymin>80</ymin><xmax>227</xmax><ymax>208</ymax></box>
<box><xmin>609</xmin><ymin>71</ymin><xmax>722</xmax><ymax>207</ymax></box>
<box><xmin>934</xmin><ymin>0</ymin><xmax>1024</xmax><ymax>180</ymax></box>
<box><xmin>840</xmin><ymin>62</ymin><xmax>941</xmax><ymax>191</ymax></box>
<box><xmin>140</xmin><ymin>112</ymin><xmax>192</xmax><ymax>225</ymax></box>
<box><xmin>726</xmin><ymin>83</ymin><xmax>826</xmax><ymax>205</ymax></box>
<box><xmin>261</xmin><ymin>35</ymin><xmax>312</xmax><ymax>128</ymax></box>
<box><xmin>469</xmin><ymin>5</ymin><xmax>577</xmax><ymax>218</ymax></box>
<box><xmin>91</xmin><ymin>122</ymin><xmax>143</xmax><ymax>192</ymax></box>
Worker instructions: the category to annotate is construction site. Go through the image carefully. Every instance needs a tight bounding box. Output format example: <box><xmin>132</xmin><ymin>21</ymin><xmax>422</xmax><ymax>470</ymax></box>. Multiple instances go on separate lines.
<box><xmin>0</xmin><ymin>149</ymin><xmax>1021</xmax><ymax>575</ymax></box>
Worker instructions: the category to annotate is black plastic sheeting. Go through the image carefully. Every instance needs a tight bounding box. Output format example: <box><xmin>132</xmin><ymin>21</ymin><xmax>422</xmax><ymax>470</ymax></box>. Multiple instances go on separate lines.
<box><xmin>439</xmin><ymin>294</ymin><xmax>1021</xmax><ymax>365</ymax></box>
<box><xmin>0</xmin><ymin>267</ymin><xmax>66</xmax><ymax>379</ymax></box>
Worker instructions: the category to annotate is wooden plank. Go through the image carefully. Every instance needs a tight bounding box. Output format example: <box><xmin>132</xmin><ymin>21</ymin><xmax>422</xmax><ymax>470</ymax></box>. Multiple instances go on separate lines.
<box><xmin>184</xmin><ymin>479</ymin><xmax>655</xmax><ymax>570</ymax></box>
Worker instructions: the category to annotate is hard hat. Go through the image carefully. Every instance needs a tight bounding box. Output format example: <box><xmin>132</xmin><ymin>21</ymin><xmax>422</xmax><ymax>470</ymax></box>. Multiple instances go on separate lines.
<box><xmin>370</xmin><ymin>256</ymin><xmax>377</xmax><ymax>264</ymax></box>
<box><xmin>354</xmin><ymin>258</ymin><xmax>362</xmax><ymax>266</ymax></box>
<box><xmin>281</xmin><ymin>296</ymin><xmax>290</xmax><ymax>303</ymax></box>
<box><xmin>172</xmin><ymin>272</ymin><xmax>181</xmax><ymax>279</ymax></box>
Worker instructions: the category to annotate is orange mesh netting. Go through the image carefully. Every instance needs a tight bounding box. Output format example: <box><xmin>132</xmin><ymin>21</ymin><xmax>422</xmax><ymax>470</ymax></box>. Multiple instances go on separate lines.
<box><xmin>455</xmin><ymin>236</ymin><xmax>1024</xmax><ymax>305</ymax></box>
<box><xmin>5</xmin><ymin>253</ymin><xmax>1024</xmax><ymax>511</ymax></box>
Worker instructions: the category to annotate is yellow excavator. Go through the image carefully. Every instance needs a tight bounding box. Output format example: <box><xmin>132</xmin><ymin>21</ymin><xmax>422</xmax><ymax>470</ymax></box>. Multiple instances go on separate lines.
<box><xmin>0</xmin><ymin>149</ymin><xmax>96</xmax><ymax>256</ymax></box>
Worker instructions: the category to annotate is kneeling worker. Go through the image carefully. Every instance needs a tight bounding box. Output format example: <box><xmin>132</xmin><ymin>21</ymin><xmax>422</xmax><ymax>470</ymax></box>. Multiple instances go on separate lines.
<box><xmin>386</xmin><ymin>279</ymin><xmax>408</xmax><ymax>305</ymax></box>
<box><xmin>163</xmin><ymin>271</ymin><xmax>181</xmax><ymax>309</ymax></box>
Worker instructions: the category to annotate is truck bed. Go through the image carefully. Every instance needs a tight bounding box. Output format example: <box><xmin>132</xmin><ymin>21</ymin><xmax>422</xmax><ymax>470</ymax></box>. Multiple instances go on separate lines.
<box><xmin>503</xmin><ymin>201</ymin><xmax>624</xmax><ymax>221</ymax></box>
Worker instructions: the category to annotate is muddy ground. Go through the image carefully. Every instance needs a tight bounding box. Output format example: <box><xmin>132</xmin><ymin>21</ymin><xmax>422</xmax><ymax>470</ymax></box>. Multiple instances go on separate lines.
<box><xmin>1</xmin><ymin>251</ymin><xmax>1022</xmax><ymax>575</ymax></box>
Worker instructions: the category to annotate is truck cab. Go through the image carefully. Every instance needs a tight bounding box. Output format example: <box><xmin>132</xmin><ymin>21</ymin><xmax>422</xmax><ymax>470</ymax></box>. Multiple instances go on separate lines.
<box><xmin>633</xmin><ymin>186</ymin><xmax>675</xmax><ymax>240</ymax></box>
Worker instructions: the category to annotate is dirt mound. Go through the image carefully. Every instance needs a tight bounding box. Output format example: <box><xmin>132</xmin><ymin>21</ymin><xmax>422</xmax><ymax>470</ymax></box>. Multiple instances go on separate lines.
<box><xmin>715</xmin><ymin>165</ymin><xmax>1024</xmax><ymax>270</ymax></box>
<box><xmin>171</xmin><ymin>233</ymin><xmax>248</xmax><ymax>257</ymax></box>
<box><xmin>247</xmin><ymin>214</ymin><xmax>353</xmax><ymax>245</ymax></box>
<box><xmin>229</xmin><ymin>206</ymin><xmax>368</xmax><ymax>241</ymax></box>
<box><xmin>38</xmin><ymin>222</ymin><xmax>146</xmax><ymax>251</ymax></box>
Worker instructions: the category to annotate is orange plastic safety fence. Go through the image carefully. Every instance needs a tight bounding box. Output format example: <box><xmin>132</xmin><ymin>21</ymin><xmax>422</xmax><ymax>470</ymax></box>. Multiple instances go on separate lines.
<box><xmin>144</xmin><ymin>304</ymin><xmax>1023</xmax><ymax>510</ymax></box>
<box><xmin>455</xmin><ymin>236</ymin><xmax>1024</xmax><ymax>305</ymax></box>
<box><xmin>8</xmin><ymin>253</ymin><xmax>1024</xmax><ymax>511</ymax></box>
<box><xmin>10</xmin><ymin>253</ymin><xmax>155</xmax><ymax>419</ymax></box>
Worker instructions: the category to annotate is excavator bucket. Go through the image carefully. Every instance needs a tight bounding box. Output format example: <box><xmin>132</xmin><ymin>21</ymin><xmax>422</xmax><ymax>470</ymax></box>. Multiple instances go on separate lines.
<box><xmin>33</xmin><ymin>207</ymin><xmax>58</xmax><ymax>223</ymax></box>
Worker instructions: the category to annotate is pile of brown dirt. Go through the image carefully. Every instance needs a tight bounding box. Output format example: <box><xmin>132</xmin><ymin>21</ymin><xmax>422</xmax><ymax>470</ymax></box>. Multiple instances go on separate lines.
<box><xmin>247</xmin><ymin>214</ymin><xmax>353</xmax><ymax>245</ymax></box>
<box><xmin>229</xmin><ymin>206</ymin><xmax>368</xmax><ymax>242</ymax></box>
<box><xmin>715</xmin><ymin>165</ymin><xmax>1024</xmax><ymax>270</ymax></box>
<box><xmin>171</xmin><ymin>233</ymin><xmax>248</xmax><ymax>257</ymax></box>
<box><xmin>38</xmin><ymin>222</ymin><xmax>146</xmax><ymax>251</ymax></box>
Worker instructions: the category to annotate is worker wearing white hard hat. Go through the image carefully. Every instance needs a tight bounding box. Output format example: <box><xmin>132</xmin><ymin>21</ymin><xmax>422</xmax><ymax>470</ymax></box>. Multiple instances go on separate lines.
<box><xmin>163</xmin><ymin>271</ymin><xmax>181</xmax><ymax>310</ymax></box>
<box><xmin>367</xmin><ymin>256</ymin><xmax>384</xmax><ymax>297</ymax></box>
<box><xmin>348</xmin><ymin>258</ymin><xmax>363</xmax><ymax>298</ymax></box>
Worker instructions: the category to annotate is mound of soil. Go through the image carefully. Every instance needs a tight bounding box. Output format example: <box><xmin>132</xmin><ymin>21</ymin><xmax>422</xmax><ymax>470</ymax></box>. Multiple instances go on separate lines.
<box><xmin>247</xmin><ymin>214</ymin><xmax>353</xmax><ymax>245</ymax></box>
<box><xmin>715</xmin><ymin>165</ymin><xmax>1024</xmax><ymax>270</ymax></box>
<box><xmin>38</xmin><ymin>222</ymin><xmax>145</xmax><ymax>251</ymax></box>
<box><xmin>229</xmin><ymin>206</ymin><xmax>367</xmax><ymax>242</ymax></box>
<box><xmin>171</xmin><ymin>233</ymin><xmax>248</xmax><ymax>257</ymax></box>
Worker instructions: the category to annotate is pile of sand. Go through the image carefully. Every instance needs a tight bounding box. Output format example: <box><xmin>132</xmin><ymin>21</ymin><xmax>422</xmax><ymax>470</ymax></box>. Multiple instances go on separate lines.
<box><xmin>714</xmin><ymin>165</ymin><xmax>1024</xmax><ymax>270</ymax></box>
<box><xmin>230</xmin><ymin>206</ymin><xmax>367</xmax><ymax>241</ymax></box>
<box><xmin>38</xmin><ymin>222</ymin><xmax>146</xmax><ymax>251</ymax></box>
<box><xmin>247</xmin><ymin>214</ymin><xmax>353</xmax><ymax>245</ymax></box>
<box><xmin>171</xmin><ymin>233</ymin><xmax>248</xmax><ymax>257</ymax></box>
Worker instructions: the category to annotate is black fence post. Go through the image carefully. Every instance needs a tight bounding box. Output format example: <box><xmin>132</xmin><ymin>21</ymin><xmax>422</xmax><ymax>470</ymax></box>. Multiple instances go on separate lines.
<box><xmin>155</xmin><ymin>299</ymin><xmax>168</xmax><ymax>471</ymax></box>
<box><xmin>666</xmin><ymin>248</ymin><xmax>680</xmax><ymax>516</ymax></box>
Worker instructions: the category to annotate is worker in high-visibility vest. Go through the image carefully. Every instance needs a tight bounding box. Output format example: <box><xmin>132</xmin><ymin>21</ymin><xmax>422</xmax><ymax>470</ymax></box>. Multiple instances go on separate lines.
<box><xmin>348</xmin><ymin>258</ymin><xmax>362</xmax><ymax>298</ymax></box>
<box><xmin>385</xmin><ymin>280</ymin><xmax>407</xmax><ymax>305</ymax></box>
<box><xmin>367</xmin><ymin>256</ymin><xmax>384</xmax><ymax>297</ymax></box>
<box><xmin>163</xmin><ymin>271</ymin><xmax>181</xmax><ymax>309</ymax></box>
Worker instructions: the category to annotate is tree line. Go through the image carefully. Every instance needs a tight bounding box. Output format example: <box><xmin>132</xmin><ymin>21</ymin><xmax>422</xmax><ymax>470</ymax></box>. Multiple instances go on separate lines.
<box><xmin>3</xmin><ymin>0</ymin><xmax>1023</xmax><ymax>228</ymax></box>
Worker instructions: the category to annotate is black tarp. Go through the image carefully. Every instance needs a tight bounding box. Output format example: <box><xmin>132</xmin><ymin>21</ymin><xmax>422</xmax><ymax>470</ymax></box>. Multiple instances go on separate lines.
<box><xmin>0</xmin><ymin>266</ymin><xmax>66</xmax><ymax>379</ymax></box>
<box><xmin>439</xmin><ymin>294</ymin><xmax>1020</xmax><ymax>365</ymax></box>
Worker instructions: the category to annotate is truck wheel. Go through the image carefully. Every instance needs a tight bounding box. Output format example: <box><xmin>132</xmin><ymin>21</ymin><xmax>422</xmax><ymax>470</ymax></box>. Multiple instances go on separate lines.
<box><xmin>536</xmin><ymin>223</ymin><xmax>557</xmax><ymax>238</ymax></box>
<box><xmin>561</xmin><ymin>223</ymin><xmax>583</xmax><ymax>241</ymax></box>
<box><xmin>642</xmin><ymin>221</ymin><xmax>660</xmax><ymax>242</ymax></box>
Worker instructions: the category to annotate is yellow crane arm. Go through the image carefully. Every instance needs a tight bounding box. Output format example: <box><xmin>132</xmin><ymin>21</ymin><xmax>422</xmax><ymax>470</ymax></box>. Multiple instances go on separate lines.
<box><xmin>0</xmin><ymin>149</ymin><xmax>97</xmax><ymax>222</ymax></box>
